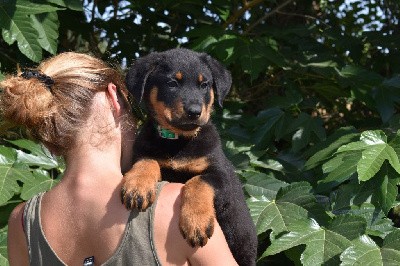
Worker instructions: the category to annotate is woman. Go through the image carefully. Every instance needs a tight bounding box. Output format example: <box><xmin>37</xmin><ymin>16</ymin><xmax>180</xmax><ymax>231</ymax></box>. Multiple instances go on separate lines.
<box><xmin>3</xmin><ymin>52</ymin><xmax>238</xmax><ymax>265</ymax></box>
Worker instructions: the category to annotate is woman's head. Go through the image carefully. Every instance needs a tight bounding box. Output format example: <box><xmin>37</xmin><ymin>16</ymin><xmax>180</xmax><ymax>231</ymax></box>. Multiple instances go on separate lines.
<box><xmin>0</xmin><ymin>52</ymin><xmax>134</xmax><ymax>155</ymax></box>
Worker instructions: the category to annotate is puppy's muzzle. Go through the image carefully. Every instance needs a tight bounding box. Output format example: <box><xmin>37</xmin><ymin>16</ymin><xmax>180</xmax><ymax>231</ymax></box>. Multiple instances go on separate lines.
<box><xmin>185</xmin><ymin>104</ymin><xmax>202</xmax><ymax>120</ymax></box>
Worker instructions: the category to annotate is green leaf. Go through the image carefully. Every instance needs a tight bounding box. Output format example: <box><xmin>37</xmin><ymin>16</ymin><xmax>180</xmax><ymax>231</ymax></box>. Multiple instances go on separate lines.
<box><xmin>31</xmin><ymin>12</ymin><xmax>59</xmax><ymax>55</ymax></box>
<box><xmin>0</xmin><ymin>226</ymin><xmax>8</xmax><ymax>266</ymax></box>
<box><xmin>340</xmin><ymin>235</ymin><xmax>384</xmax><ymax>265</ymax></box>
<box><xmin>371</xmin><ymin>163</ymin><xmax>400</xmax><ymax>214</ymax></box>
<box><xmin>242</xmin><ymin>171</ymin><xmax>288</xmax><ymax>200</ymax></box>
<box><xmin>277</xmin><ymin>182</ymin><xmax>330</xmax><ymax>224</ymax></box>
<box><xmin>262</xmin><ymin>219</ymin><xmax>351</xmax><ymax>266</ymax></box>
<box><xmin>8</xmin><ymin>139</ymin><xmax>59</xmax><ymax>170</ymax></box>
<box><xmin>328</xmin><ymin>215</ymin><xmax>367</xmax><ymax>241</ymax></box>
<box><xmin>289</xmin><ymin>113</ymin><xmax>326</xmax><ymax>153</ymax></box>
<box><xmin>0</xmin><ymin>146</ymin><xmax>34</xmax><ymax>205</ymax></box>
<box><xmin>334</xmin><ymin>131</ymin><xmax>400</xmax><ymax>181</ymax></box>
<box><xmin>341</xmin><ymin>233</ymin><xmax>400</xmax><ymax>266</ymax></box>
<box><xmin>357</xmin><ymin>143</ymin><xmax>400</xmax><ymax>181</ymax></box>
<box><xmin>338</xmin><ymin>65</ymin><xmax>383</xmax><ymax>90</ymax></box>
<box><xmin>249</xmin><ymin>182</ymin><xmax>328</xmax><ymax>235</ymax></box>
<box><xmin>233</xmin><ymin>38</ymin><xmax>283</xmax><ymax>81</ymax></box>
<box><xmin>318</xmin><ymin>151</ymin><xmax>360</xmax><ymax>191</ymax></box>
<box><xmin>253</xmin><ymin>108</ymin><xmax>285</xmax><ymax>148</ymax></box>
<box><xmin>248</xmin><ymin>197</ymin><xmax>309</xmax><ymax>235</ymax></box>
<box><xmin>20</xmin><ymin>169</ymin><xmax>59</xmax><ymax>200</ymax></box>
<box><xmin>349</xmin><ymin>203</ymin><xmax>394</xmax><ymax>238</ymax></box>
<box><xmin>304</xmin><ymin>131</ymin><xmax>359</xmax><ymax>170</ymax></box>
<box><xmin>0</xmin><ymin>0</ymin><xmax>63</xmax><ymax>62</ymax></box>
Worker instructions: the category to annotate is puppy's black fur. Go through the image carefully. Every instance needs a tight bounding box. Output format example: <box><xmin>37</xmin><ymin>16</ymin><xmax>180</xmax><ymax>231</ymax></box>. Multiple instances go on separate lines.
<box><xmin>122</xmin><ymin>48</ymin><xmax>257</xmax><ymax>266</ymax></box>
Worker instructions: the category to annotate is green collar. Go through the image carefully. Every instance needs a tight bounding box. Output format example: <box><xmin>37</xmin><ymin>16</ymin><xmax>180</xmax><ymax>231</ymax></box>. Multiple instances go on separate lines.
<box><xmin>156</xmin><ymin>125</ymin><xmax>179</xmax><ymax>139</ymax></box>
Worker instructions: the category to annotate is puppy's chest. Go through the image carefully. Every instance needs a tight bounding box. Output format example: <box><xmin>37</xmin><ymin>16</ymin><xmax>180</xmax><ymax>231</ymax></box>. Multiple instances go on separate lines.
<box><xmin>158</xmin><ymin>155</ymin><xmax>209</xmax><ymax>173</ymax></box>
<box><xmin>157</xmin><ymin>155</ymin><xmax>209</xmax><ymax>182</ymax></box>
<box><xmin>152</xmin><ymin>141</ymin><xmax>211</xmax><ymax>181</ymax></box>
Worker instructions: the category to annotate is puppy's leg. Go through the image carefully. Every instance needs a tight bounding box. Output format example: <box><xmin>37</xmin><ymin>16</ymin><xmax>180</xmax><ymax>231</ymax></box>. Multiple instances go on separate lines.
<box><xmin>121</xmin><ymin>159</ymin><xmax>161</xmax><ymax>211</ymax></box>
<box><xmin>179</xmin><ymin>175</ymin><xmax>216</xmax><ymax>247</ymax></box>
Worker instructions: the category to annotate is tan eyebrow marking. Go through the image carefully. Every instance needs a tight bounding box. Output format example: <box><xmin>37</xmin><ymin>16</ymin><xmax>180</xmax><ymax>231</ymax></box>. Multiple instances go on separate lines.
<box><xmin>176</xmin><ymin>71</ymin><xmax>183</xmax><ymax>80</ymax></box>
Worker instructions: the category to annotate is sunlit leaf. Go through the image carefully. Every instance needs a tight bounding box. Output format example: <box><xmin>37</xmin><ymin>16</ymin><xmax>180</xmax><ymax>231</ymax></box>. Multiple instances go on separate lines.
<box><xmin>0</xmin><ymin>146</ymin><xmax>34</xmax><ymax>205</ymax></box>
<box><xmin>0</xmin><ymin>0</ymin><xmax>63</xmax><ymax>61</ymax></box>
<box><xmin>262</xmin><ymin>219</ymin><xmax>351</xmax><ymax>266</ymax></box>
<box><xmin>31</xmin><ymin>12</ymin><xmax>59</xmax><ymax>54</ymax></box>
<box><xmin>20</xmin><ymin>169</ymin><xmax>59</xmax><ymax>200</ymax></box>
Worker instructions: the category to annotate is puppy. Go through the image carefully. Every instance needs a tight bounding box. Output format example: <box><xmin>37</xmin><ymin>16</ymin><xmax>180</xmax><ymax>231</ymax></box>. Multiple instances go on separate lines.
<box><xmin>122</xmin><ymin>48</ymin><xmax>257</xmax><ymax>266</ymax></box>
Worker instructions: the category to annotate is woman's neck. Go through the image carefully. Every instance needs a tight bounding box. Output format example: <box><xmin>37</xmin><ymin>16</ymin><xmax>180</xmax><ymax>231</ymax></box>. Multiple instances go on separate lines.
<box><xmin>61</xmin><ymin>142</ymin><xmax>123</xmax><ymax>191</ymax></box>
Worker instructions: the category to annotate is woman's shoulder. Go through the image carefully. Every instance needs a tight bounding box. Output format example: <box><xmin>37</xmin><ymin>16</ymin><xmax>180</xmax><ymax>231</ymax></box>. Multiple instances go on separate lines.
<box><xmin>8</xmin><ymin>202</ymin><xmax>26</xmax><ymax>234</ymax></box>
<box><xmin>8</xmin><ymin>202</ymin><xmax>30</xmax><ymax>265</ymax></box>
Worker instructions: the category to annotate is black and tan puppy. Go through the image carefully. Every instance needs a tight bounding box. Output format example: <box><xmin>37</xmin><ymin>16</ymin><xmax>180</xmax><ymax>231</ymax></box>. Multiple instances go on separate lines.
<box><xmin>121</xmin><ymin>48</ymin><xmax>257</xmax><ymax>266</ymax></box>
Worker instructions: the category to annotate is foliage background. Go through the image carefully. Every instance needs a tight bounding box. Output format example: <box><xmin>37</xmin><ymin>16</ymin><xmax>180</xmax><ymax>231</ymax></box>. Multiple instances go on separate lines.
<box><xmin>1</xmin><ymin>0</ymin><xmax>400</xmax><ymax>265</ymax></box>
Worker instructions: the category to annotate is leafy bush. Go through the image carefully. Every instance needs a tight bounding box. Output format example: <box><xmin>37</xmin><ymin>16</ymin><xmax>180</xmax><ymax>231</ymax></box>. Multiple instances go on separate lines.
<box><xmin>1</xmin><ymin>0</ymin><xmax>400</xmax><ymax>265</ymax></box>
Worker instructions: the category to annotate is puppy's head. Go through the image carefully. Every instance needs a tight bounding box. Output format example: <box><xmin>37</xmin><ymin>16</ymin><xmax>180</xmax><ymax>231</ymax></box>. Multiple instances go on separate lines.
<box><xmin>126</xmin><ymin>48</ymin><xmax>232</xmax><ymax>137</ymax></box>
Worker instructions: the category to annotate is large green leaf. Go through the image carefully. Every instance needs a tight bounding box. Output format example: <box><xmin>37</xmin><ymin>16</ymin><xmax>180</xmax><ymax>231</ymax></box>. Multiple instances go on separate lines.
<box><xmin>0</xmin><ymin>146</ymin><xmax>34</xmax><ymax>205</ymax></box>
<box><xmin>0</xmin><ymin>0</ymin><xmax>63</xmax><ymax>62</ymax></box>
<box><xmin>331</xmin><ymin>131</ymin><xmax>400</xmax><ymax>182</ymax></box>
<box><xmin>252</xmin><ymin>108</ymin><xmax>285</xmax><ymax>148</ymax></box>
<box><xmin>304</xmin><ymin>130</ymin><xmax>359</xmax><ymax>170</ymax></box>
<box><xmin>348</xmin><ymin>203</ymin><xmax>394</xmax><ymax>238</ymax></box>
<box><xmin>248</xmin><ymin>197</ymin><xmax>309</xmax><ymax>235</ymax></box>
<box><xmin>242</xmin><ymin>170</ymin><xmax>288</xmax><ymax>200</ymax></box>
<box><xmin>289</xmin><ymin>113</ymin><xmax>326</xmax><ymax>153</ymax></box>
<box><xmin>20</xmin><ymin>169</ymin><xmax>59</xmax><ymax>200</ymax></box>
<box><xmin>328</xmin><ymin>215</ymin><xmax>367</xmax><ymax>241</ymax></box>
<box><xmin>31</xmin><ymin>12</ymin><xmax>59</xmax><ymax>55</ymax></box>
<box><xmin>318</xmin><ymin>151</ymin><xmax>361</xmax><ymax>192</ymax></box>
<box><xmin>248</xmin><ymin>182</ymin><xmax>328</xmax><ymax>235</ymax></box>
<box><xmin>262</xmin><ymin>219</ymin><xmax>352</xmax><ymax>266</ymax></box>
<box><xmin>341</xmin><ymin>232</ymin><xmax>400</xmax><ymax>266</ymax></box>
<box><xmin>8</xmin><ymin>139</ymin><xmax>59</xmax><ymax>170</ymax></box>
<box><xmin>358</xmin><ymin>142</ymin><xmax>400</xmax><ymax>181</ymax></box>
<box><xmin>371</xmin><ymin>163</ymin><xmax>400</xmax><ymax>214</ymax></box>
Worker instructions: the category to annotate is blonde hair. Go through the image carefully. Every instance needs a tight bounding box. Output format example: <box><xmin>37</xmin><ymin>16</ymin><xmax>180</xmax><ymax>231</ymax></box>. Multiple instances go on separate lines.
<box><xmin>0</xmin><ymin>52</ymin><xmax>132</xmax><ymax>155</ymax></box>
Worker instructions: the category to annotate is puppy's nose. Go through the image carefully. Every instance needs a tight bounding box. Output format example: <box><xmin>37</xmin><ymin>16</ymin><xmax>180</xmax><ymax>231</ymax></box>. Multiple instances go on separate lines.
<box><xmin>186</xmin><ymin>105</ymin><xmax>202</xmax><ymax>120</ymax></box>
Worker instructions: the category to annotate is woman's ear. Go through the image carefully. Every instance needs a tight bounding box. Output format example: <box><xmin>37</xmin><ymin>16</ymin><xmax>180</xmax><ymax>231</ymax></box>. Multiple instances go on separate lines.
<box><xmin>107</xmin><ymin>83</ymin><xmax>121</xmax><ymax>116</ymax></box>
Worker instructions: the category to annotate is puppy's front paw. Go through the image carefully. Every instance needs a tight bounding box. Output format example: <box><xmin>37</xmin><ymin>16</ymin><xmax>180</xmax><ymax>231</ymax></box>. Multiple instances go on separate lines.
<box><xmin>179</xmin><ymin>176</ymin><xmax>216</xmax><ymax>247</ymax></box>
<box><xmin>121</xmin><ymin>159</ymin><xmax>161</xmax><ymax>211</ymax></box>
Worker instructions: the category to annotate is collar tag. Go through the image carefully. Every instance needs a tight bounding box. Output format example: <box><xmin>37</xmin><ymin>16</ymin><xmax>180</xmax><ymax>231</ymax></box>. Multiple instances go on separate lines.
<box><xmin>157</xmin><ymin>126</ymin><xmax>179</xmax><ymax>139</ymax></box>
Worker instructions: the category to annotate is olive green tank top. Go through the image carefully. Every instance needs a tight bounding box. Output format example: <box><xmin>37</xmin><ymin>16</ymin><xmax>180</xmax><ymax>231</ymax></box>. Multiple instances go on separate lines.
<box><xmin>23</xmin><ymin>182</ymin><xmax>167</xmax><ymax>265</ymax></box>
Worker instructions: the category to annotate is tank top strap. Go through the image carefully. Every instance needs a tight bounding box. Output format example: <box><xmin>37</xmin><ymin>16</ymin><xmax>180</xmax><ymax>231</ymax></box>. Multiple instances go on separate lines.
<box><xmin>23</xmin><ymin>192</ymin><xmax>66</xmax><ymax>265</ymax></box>
<box><xmin>104</xmin><ymin>181</ymin><xmax>167</xmax><ymax>265</ymax></box>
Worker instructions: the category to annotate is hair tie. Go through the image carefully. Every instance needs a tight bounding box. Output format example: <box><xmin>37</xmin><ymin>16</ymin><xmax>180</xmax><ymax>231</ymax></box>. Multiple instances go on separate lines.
<box><xmin>21</xmin><ymin>70</ymin><xmax>54</xmax><ymax>91</ymax></box>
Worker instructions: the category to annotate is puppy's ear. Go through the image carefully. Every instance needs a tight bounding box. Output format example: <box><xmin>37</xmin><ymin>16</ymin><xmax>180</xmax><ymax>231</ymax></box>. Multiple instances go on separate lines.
<box><xmin>125</xmin><ymin>52</ymin><xmax>161</xmax><ymax>103</ymax></box>
<box><xmin>200</xmin><ymin>54</ymin><xmax>232</xmax><ymax>107</ymax></box>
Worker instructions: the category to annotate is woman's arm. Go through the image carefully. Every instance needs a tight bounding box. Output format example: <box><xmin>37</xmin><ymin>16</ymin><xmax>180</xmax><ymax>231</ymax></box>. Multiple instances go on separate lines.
<box><xmin>154</xmin><ymin>183</ymin><xmax>238</xmax><ymax>265</ymax></box>
<box><xmin>7</xmin><ymin>202</ymin><xmax>29</xmax><ymax>265</ymax></box>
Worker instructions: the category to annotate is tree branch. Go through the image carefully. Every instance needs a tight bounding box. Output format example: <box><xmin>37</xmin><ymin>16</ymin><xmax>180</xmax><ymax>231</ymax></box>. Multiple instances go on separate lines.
<box><xmin>244</xmin><ymin>0</ymin><xmax>294</xmax><ymax>34</ymax></box>
<box><xmin>222</xmin><ymin>0</ymin><xmax>265</xmax><ymax>29</ymax></box>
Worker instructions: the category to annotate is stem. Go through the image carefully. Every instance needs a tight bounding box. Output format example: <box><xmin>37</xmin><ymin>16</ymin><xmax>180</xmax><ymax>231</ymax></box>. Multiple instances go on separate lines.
<box><xmin>223</xmin><ymin>0</ymin><xmax>264</xmax><ymax>29</ymax></box>
<box><xmin>244</xmin><ymin>0</ymin><xmax>293</xmax><ymax>34</ymax></box>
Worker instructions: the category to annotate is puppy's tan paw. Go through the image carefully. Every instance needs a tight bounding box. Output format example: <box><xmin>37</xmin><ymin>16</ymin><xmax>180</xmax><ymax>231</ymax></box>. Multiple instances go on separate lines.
<box><xmin>179</xmin><ymin>176</ymin><xmax>216</xmax><ymax>247</ymax></box>
<box><xmin>121</xmin><ymin>159</ymin><xmax>161</xmax><ymax>211</ymax></box>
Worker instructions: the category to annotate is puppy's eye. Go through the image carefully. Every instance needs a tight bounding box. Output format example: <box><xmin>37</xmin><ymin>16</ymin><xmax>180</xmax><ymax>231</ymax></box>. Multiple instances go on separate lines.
<box><xmin>167</xmin><ymin>80</ymin><xmax>179</xmax><ymax>88</ymax></box>
<box><xmin>200</xmin><ymin>82</ymin><xmax>209</xmax><ymax>90</ymax></box>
